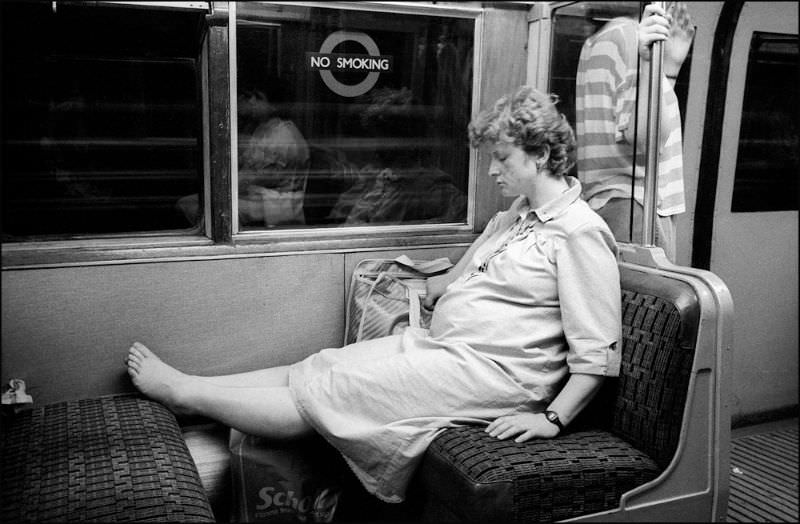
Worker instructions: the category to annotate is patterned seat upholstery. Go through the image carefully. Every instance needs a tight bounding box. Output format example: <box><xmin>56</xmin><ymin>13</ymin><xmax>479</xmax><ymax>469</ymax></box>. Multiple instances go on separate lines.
<box><xmin>419</xmin><ymin>267</ymin><xmax>701</xmax><ymax>522</ymax></box>
<box><xmin>1</xmin><ymin>394</ymin><xmax>215</xmax><ymax>523</ymax></box>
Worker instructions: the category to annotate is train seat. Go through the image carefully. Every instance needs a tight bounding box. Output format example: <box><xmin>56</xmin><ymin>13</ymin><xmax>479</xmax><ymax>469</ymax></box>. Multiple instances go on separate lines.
<box><xmin>0</xmin><ymin>394</ymin><xmax>216</xmax><ymax>522</ymax></box>
<box><xmin>417</xmin><ymin>247</ymin><xmax>733</xmax><ymax>522</ymax></box>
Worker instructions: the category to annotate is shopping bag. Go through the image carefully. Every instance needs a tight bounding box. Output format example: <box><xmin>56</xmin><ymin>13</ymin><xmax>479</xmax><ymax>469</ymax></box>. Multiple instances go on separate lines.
<box><xmin>344</xmin><ymin>256</ymin><xmax>453</xmax><ymax>345</ymax></box>
<box><xmin>229</xmin><ymin>430</ymin><xmax>344</xmax><ymax>523</ymax></box>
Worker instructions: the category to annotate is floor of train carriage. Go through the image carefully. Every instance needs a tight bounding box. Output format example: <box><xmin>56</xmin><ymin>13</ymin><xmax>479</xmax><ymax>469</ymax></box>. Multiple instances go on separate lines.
<box><xmin>727</xmin><ymin>416</ymin><xmax>798</xmax><ymax>523</ymax></box>
<box><xmin>183</xmin><ymin>415</ymin><xmax>799</xmax><ymax>523</ymax></box>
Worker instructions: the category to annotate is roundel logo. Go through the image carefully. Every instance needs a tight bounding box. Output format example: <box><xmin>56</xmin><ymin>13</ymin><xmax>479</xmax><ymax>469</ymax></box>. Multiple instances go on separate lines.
<box><xmin>307</xmin><ymin>31</ymin><xmax>393</xmax><ymax>97</ymax></box>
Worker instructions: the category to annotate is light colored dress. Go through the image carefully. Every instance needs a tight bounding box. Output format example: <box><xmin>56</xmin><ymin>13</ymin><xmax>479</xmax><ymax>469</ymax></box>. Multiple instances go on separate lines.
<box><xmin>288</xmin><ymin>177</ymin><xmax>621</xmax><ymax>503</ymax></box>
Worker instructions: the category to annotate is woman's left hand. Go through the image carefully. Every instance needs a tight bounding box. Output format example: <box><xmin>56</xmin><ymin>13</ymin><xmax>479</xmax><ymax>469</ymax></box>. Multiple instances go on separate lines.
<box><xmin>485</xmin><ymin>412</ymin><xmax>560</xmax><ymax>443</ymax></box>
<box><xmin>423</xmin><ymin>272</ymin><xmax>452</xmax><ymax>309</ymax></box>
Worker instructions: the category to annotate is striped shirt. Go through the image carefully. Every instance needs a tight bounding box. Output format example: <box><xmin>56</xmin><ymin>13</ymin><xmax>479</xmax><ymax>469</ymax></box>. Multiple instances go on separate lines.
<box><xmin>576</xmin><ymin>17</ymin><xmax>685</xmax><ymax>216</ymax></box>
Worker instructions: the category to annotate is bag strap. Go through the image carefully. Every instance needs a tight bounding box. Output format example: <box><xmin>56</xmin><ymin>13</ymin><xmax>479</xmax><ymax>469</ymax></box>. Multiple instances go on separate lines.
<box><xmin>355</xmin><ymin>272</ymin><xmax>384</xmax><ymax>343</ymax></box>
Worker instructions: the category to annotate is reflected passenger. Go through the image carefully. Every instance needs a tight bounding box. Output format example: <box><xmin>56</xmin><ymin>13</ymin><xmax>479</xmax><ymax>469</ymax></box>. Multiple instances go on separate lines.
<box><xmin>327</xmin><ymin>87</ymin><xmax>467</xmax><ymax>225</ymax></box>
<box><xmin>176</xmin><ymin>89</ymin><xmax>310</xmax><ymax>228</ymax></box>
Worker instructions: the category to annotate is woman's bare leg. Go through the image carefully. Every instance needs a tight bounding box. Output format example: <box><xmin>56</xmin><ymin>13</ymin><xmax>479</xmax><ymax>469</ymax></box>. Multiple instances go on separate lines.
<box><xmin>126</xmin><ymin>342</ymin><xmax>311</xmax><ymax>439</ymax></box>
<box><xmin>196</xmin><ymin>367</ymin><xmax>290</xmax><ymax>388</ymax></box>
<box><xmin>190</xmin><ymin>334</ymin><xmax>403</xmax><ymax>388</ymax></box>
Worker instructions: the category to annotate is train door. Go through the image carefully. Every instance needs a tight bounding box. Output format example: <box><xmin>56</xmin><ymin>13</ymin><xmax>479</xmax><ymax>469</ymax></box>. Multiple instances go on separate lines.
<box><xmin>708</xmin><ymin>2</ymin><xmax>798</xmax><ymax>419</ymax></box>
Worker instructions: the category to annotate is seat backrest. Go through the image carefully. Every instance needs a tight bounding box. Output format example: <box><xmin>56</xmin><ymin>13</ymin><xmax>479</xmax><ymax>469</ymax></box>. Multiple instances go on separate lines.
<box><xmin>573</xmin><ymin>265</ymin><xmax>701</xmax><ymax>470</ymax></box>
<box><xmin>612</xmin><ymin>268</ymin><xmax>701</xmax><ymax>469</ymax></box>
<box><xmin>569</xmin><ymin>246</ymin><xmax>732</xmax><ymax>521</ymax></box>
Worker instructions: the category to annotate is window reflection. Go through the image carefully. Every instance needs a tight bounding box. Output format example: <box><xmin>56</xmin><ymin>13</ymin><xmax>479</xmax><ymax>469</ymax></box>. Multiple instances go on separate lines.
<box><xmin>238</xmin><ymin>92</ymin><xmax>310</xmax><ymax>226</ymax></box>
<box><xmin>234</xmin><ymin>4</ymin><xmax>473</xmax><ymax>230</ymax></box>
<box><xmin>327</xmin><ymin>87</ymin><xmax>467</xmax><ymax>225</ymax></box>
<box><xmin>178</xmin><ymin>89</ymin><xmax>312</xmax><ymax>227</ymax></box>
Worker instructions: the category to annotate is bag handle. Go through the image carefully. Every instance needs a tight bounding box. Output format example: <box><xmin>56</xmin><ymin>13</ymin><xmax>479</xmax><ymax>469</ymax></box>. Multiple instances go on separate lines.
<box><xmin>407</xmin><ymin>286</ymin><xmax>423</xmax><ymax>330</ymax></box>
<box><xmin>393</xmin><ymin>255</ymin><xmax>453</xmax><ymax>276</ymax></box>
<box><xmin>355</xmin><ymin>273</ymin><xmax>383</xmax><ymax>343</ymax></box>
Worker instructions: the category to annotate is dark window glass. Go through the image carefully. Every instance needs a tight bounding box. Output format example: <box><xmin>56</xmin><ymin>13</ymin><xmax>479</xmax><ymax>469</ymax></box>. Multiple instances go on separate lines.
<box><xmin>232</xmin><ymin>3</ymin><xmax>473</xmax><ymax>230</ymax></box>
<box><xmin>731</xmin><ymin>31</ymin><xmax>799</xmax><ymax>213</ymax></box>
<box><xmin>1</xmin><ymin>2</ymin><xmax>205</xmax><ymax>240</ymax></box>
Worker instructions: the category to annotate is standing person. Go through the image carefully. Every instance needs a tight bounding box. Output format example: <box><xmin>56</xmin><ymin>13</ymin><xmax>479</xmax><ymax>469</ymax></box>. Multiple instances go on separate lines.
<box><xmin>575</xmin><ymin>2</ymin><xmax>695</xmax><ymax>262</ymax></box>
<box><xmin>126</xmin><ymin>85</ymin><xmax>621</xmax><ymax>504</ymax></box>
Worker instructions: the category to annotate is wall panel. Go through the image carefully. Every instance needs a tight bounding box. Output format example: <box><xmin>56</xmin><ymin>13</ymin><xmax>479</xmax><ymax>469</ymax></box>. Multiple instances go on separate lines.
<box><xmin>2</xmin><ymin>254</ymin><xmax>342</xmax><ymax>405</ymax></box>
<box><xmin>2</xmin><ymin>246</ymin><xmax>469</xmax><ymax>405</ymax></box>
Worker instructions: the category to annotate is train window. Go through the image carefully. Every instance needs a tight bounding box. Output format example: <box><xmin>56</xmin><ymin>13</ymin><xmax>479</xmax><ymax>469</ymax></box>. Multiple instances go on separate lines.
<box><xmin>731</xmin><ymin>31</ymin><xmax>799</xmax><ymax>213</ymax></box>
<box><xmin>1</xmin><ymin>2</ymin><xmax>205</xmax><ymax>241</ymax></box>
<box><xmin>229</xmin><ymin>3</ymin><xmax>474</xmax><ymax>231</ymax></box>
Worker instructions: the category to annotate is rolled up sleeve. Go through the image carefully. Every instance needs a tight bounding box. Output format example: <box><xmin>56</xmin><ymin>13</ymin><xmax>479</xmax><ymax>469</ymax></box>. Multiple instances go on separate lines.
<box><xmin>557</xmin><ymin>224</ymin><xmax>622</xmax><ymax>376</ymax></box>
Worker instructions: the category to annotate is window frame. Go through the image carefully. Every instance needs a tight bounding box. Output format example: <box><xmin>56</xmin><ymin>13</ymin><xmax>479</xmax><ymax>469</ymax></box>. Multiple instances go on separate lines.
<box><xmin>2</xmin><ymin>0</ymin><xmax>487</xmax><ymax>269</ymax></box>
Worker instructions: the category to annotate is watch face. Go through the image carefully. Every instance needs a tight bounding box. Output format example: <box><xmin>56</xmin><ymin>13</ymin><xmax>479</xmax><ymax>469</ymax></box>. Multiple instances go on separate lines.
<box><xmin>545</xmin><ymin>411</ymin><xmax>562</xmax><ymax>428</ymax></box>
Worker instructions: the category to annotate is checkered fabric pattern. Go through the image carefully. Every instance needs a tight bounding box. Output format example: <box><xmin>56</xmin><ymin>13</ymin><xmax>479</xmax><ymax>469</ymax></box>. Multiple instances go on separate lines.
<box><xmin>1</xmin><ymin>394</ymin><xmax>215</xmax><ymax>522</ymax></box>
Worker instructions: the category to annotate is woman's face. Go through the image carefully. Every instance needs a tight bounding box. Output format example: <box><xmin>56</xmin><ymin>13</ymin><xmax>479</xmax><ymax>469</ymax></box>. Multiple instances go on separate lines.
<box><xmin>488</xmin><ymin>141</ymin><xmax>539</xmax><ymax>198</ymax></box>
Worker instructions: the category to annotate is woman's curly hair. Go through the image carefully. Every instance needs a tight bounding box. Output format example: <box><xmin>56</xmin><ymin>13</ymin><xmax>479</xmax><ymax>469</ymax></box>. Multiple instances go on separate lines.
<box><xmin>468</xmin><ymin>86</ymin><xmax>576</xmax><ymax>177</ymax></box>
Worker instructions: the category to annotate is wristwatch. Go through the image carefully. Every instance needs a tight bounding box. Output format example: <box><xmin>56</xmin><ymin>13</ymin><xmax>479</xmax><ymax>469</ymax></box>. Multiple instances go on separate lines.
<box><xmin>544</xmin><ymin>410</ymin><xmax>564</xmax><ymax>431</ymax></box>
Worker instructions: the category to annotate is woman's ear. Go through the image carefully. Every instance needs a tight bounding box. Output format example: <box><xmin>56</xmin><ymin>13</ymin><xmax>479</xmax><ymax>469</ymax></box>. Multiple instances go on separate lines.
<box><xmin>536</xmin><ymin>145</ymin><xmax>551</xmax><ymax>169</ymax></box>
<box><xmin>540</xmin><ymin>145</ymin><xmax>551</xmax><ymax>163</ymax></box>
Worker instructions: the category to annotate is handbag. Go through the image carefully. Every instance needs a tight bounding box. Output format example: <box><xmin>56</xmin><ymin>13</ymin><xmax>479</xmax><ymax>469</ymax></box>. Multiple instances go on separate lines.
<box><xmin>344</xmin><ymin>256</ymin><xmax>453</xmax><ymax>345</ymax></box>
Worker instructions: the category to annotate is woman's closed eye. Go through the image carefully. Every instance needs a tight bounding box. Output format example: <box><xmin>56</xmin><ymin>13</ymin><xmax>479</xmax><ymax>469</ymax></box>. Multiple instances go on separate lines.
<box><xmin>492</xmin><ymin>152</ymin><xmax>508</xmax><ymax>162</ymax></box>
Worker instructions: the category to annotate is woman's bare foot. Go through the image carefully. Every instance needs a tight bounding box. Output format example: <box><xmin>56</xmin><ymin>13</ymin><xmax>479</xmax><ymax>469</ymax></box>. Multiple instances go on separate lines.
<box><xmin>126</xmin><ymin>342</ymin><xmax>199</xmax><ymax>415</ymax></box>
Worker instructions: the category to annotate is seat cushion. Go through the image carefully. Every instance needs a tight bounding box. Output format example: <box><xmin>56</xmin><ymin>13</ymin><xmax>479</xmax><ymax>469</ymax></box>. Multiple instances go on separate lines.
<box><xmin>1</xmin><ymin>394</ymin><xmax>215</xmax><ymax>522</ymax></box>
<box><xmin>420</xmin><ymin>425</ymin><xmax>660</xmax><ymax>523</ymax></box>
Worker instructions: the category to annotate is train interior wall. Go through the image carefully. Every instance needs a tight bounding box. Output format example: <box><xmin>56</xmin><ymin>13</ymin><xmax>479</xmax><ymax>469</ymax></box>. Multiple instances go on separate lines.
<box><xmin>0</xmin><ymin>245</ymin><xmax>468</xmax><ymax>406</ymax></box>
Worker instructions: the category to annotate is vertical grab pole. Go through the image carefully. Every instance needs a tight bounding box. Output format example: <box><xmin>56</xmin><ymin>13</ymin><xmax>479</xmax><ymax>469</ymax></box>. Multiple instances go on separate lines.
<box><xmin>642</xmin><ymin>1</ymin><xmax>665</xmax><ymax>247</ymax></box>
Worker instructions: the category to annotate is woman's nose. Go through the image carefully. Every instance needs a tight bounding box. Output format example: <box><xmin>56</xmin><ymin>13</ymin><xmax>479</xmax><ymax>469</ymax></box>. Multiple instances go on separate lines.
<box><xmin>488</xmin><ymin>159</ymin><xmax>501</xmax><ymax>177</ymax></box>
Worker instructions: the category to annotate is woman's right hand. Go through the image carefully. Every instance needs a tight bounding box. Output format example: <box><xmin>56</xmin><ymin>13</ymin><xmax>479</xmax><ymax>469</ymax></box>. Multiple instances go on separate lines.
<box><xmin>423</xmin><ymin>272</ymin><xmax>452</xmax><ymax>310</ymax></box>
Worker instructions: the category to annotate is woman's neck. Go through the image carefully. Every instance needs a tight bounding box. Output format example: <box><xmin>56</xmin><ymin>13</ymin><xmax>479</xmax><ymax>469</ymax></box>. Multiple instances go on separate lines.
<box><xmin>524</xmin><ymin>171</ymin><xmax>569</xmax><ymax>209</ymax></box>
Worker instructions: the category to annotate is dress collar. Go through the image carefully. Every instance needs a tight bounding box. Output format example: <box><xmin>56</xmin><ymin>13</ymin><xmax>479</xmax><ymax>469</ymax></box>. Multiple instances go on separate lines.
<box><xmin>510</xmin><ymin>177</ymin><xmax>582</xmax><ymax>223</ymax></box>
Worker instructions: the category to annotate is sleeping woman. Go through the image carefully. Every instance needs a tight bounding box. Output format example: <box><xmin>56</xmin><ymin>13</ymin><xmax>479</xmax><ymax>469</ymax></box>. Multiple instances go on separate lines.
<box><xmin>126</xmin><ymin>85</ymin><xmax>621</xmax><ymax>503</ymax></box>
